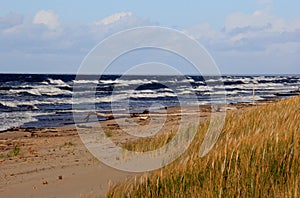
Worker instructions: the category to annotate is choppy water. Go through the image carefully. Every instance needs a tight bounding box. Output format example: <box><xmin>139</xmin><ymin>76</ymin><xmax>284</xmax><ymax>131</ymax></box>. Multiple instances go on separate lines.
<box><xmin>0</xmin><ymin>74</ymin><xmax>299</xmax><ymax>131</ymax></box>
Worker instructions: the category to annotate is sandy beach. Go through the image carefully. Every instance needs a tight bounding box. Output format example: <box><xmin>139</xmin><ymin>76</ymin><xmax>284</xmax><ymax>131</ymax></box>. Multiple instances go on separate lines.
<box><xmin>1</xmin><ymin>0</ymin><xmax>300</xmax><ymax>196</ymax></box>
<box><xmin>0</xmin><ymin>125</ymin><xmax>136</xmax><ymax>197</ymax></box>
<box><xmin>0</xmin><ymin>100</ymin><xmax>279</xmax><ymax>197</ymax></box>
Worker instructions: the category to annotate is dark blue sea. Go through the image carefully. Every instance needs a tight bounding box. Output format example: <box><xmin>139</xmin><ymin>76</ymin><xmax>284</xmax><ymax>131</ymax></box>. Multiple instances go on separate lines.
<box><xmin>0</xmin><ymin>74</ymin><xmax>299</xmax><ymax>131</ymax></box>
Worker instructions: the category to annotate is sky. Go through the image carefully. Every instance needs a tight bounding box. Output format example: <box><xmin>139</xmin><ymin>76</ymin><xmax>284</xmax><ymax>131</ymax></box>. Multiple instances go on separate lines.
<box><xmin>0</xmin><ymin>0</ymin><xmax>299</xmax><ymax>74</ymax></box>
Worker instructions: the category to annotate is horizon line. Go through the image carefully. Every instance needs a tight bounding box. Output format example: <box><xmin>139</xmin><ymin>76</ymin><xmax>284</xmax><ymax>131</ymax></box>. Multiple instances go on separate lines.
<box><xmin>0</xmin><ymin>72</ymin><xmax>300</xmax><ymax>76</ymax></box>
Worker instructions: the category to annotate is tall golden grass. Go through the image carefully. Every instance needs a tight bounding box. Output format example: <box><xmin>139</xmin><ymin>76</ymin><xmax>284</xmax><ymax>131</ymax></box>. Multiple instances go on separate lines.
<box><xmin>107</xmin><ymin>96</ymin><xmax>300</xmax><ymax>197</ymax></box>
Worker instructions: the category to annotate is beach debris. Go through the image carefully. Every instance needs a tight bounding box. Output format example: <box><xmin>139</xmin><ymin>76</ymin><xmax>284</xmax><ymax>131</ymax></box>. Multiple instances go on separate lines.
<box><xmin>58</xmin><ymin>175</ymin><xmax>63</xmax><ymax>180</ymax></box>
<box><xmin>131</xmin><ymin>109</ymin><xmax>150</xmax><ymax>118</ymax></box>
<box><xmin>139</xmin><ymin>116</ymin><xmax>149</xmax><ymax>120</ymax></box>
<box><xmin>142</xmin><ymin>109</ymin><xmax>150</xmax><ymax>114</ymax></box>
<box><xmin>106</xmin><ymin>114</ymin><xmax>114</xmax><ymax>120</ymax></box>
<box><xmin>130</xmin><ymin>113</ymin><xmax>140</xmax><ymax>118</ymax></box>
<box><xmin>41</xmin><ymin>177</ymin><xmax>48</xmax><ymax>185</ymax></box>
<box><xmin>84</xmin><ymin>112</ymin><xmax>114</xmax><ymax>122</ymax></box>
<box><xmin>77</xmin><ymin>125</ymin><xmax>92</xmax><ymax>129</ymax></box>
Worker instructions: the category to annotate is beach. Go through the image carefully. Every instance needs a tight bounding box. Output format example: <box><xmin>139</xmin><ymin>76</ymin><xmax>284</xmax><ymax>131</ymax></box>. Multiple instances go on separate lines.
<box><xmin>0</xmin><ymin>124</ymin><xmax>141</xmax><ymax>197</ymax></box>
<box><xmin>1</xmin><ymin>1</ymin><xmax>300</xmax><ymax>197</ymax></box>
<box><xmin>0</xmin><ymin>105</ymin><xmax>202</xmax><ymax>197</ymax></box>
<box><xmin>0</xmin><ymin>99</ymin><xmax>281</xmax><ymax>197</ymax></box>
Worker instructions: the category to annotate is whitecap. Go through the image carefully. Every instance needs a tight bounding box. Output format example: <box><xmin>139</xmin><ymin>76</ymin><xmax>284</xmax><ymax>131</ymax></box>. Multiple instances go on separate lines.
<box><xmin>35</xmin><ymin>86</ymin><xmax>72</xmax><ymax>96</ymax></box>
<box><xmin>182</xmin><ymin>78</ymin><xmax>195</xmax><ymax>83</ymax></box>
<box><xmin>130</xmin><ymin>92</ymin><xmax>177</xmax><ymax>99</ymax></box>
<box><xmin>9</xmin><ymin>89</ymin><xmax>42</xmax><ymax>96</ymax></box>
<box><xmin>0</xmin><ymin>112</ymin><xmax>37</xmax><ymax>131</ymax></box>
<box><xmin>74</xmin><ymin>80</ymin><xmax>100</xmax><ymax>84</ymax></box>
<box><xmin>0</xmin><ymin>101</ymin><xmax>18</xmax><ymax>108</ymax></box>
<box><xmin>47</xmin><ymin>78</ymin><xmax>70</xmax><ymax>87</ymax></box>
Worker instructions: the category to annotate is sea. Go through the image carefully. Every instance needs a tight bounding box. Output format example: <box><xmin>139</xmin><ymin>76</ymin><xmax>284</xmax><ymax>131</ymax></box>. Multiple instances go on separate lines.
<box><xmin>0</xmin><ymin>74</ymin><xmax>299</xmax><ymax>132</ymax></box>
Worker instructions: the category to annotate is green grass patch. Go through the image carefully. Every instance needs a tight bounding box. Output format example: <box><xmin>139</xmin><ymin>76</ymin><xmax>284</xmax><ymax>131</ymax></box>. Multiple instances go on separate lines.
<box><xmin>60</xmin><ymin>141</ymin><xmax>76</xmax><ymax>149</ymax></box>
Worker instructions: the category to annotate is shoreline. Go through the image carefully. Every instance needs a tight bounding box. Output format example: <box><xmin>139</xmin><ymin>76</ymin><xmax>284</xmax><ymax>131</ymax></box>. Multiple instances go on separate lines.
<box><xmin>0</xmin><ymin>96</ymin><xmax>291</xmax><ymax>197</ymax></box>
<box><xmin>0</xmin><ymin>95</ymin><xmax>282</xmax><ymax>134</ymax></box>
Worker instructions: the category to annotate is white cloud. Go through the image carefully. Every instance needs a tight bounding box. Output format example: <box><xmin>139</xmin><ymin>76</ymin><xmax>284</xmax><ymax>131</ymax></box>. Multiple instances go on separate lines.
<box><xmin>33</xmin><ymin>10</ymin><xmax>60</xmax><ymax>29</ymax></box>
<box><xmin>224</xmin><ymin>10</ymin><xmax>287</xmax><ymax>33</ymax></box>
<box><xmin>182</xmin><ymin>7</ymin><xmax>300</xmax><ymax>74</ymax></box>
<box><xmin>184</xmin><ymin>9</ymin><xmax>300</xmax><ymax>53</ymax></box>
<box><xmin>0</xmin><ymin>10</ymin><xmax>154</xmax><ymax>73</ymax></box>
<box><xmin>1</xmin><ymin>9</ymin><xmax>299</xmax><ymax>74</ymax></box>
<box><xmin>218</xmin><ymin>9</ymin><xmax>300</xmax><ymax>52</ymax></box>
<box><xmin>1</xmin><ymin>11</ymin><xmax>153</xmax><ymax>54</ymax></box>
<box><xmin>94</xmin><ymin>12</ymin><xmax>133</xmax><ymax>26</ymax></box>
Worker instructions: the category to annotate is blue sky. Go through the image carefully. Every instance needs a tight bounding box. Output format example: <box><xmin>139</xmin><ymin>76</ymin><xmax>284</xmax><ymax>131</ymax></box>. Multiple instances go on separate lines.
<box><xmin>0</xmin><ymin>0</ymin><xmax>300</xmax><ymax>74</ymax></box>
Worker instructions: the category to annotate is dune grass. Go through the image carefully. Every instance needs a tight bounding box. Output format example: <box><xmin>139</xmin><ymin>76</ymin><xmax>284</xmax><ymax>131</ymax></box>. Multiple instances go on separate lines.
<box><xmin>107</xmin><ymin>96</ymin><xmax>300</xmax><ymax>197</ymax></box>
<box><xmin>123</xmin><ymin>131</ymin><xmax>175</xmax><ymax>152</ymax></box>
<box><xmin>10</xmin><ymin>145</ymin><xmax>21</xmax><ymax>157</ymax></box>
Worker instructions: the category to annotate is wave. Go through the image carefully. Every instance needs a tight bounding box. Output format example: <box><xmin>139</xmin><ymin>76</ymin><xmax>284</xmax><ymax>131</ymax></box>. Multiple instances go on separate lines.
<box><xmin>0</xmin><ymin>112</ymin><xmax>37</xmax><ymax>131</ymax></box>
<box><xmin>0</xmin><ymin>101</ymin><xmax>18</xmax><ymax>108</ymax></box>
<box><xmin>182</xmin><ymin>78</ymin><xmax>195</xmax><ymax>83</ymax></box>
<box><xmin>99</xmin><ymin>80</ymin><xmax>116</xmax><ymax>84</ymax></box>
<box><xmin>130</xmin><ymin>92</ymin><xmax>177</xmax><ymax>99</ymax></box>
<box><xmin>192</xmin><ymin>86</ymin><xmax>213</xmax><ymax>92</ymax></box>
<box><xmin>96</xmin><ymin>95</ymin><xmax>129</xmax><ymax>103</ymax></box>
<box><xmin>205</xmin><ymin>78</ymin><xmax>222</xmax><ymax>83</ymax></box>
<box><xmin>9</xmin><ymin>89</ymin><xmax>42</xmax><ymax>96</ymax></box>
<box><xmin>74</xmin><ymin>78</ymin><xmax>163</xmax><ymax>87</ymax></box>
<box><xmin>226</xmin><ymin>95</ymin><xmax>263</xmax><ymax>103</ymax></box>
<box><xmin>212</xmin><ymin>82</ymin><xmax>287</xmax><ymax>90</ymax></box>
<box><xmin>178</xmin><ymin>90</ymin><xmax>193</xmax><ymax>95</ymax></box>
<box><xmin>0</xmin><ymin>101</ymin><xmax>39</xmax><ymax>111</ymax></box>
<box><xmin>157</xmin><ymin>88</ymin><xmax>174</xmax><ymax>93</ymax></box>
<box><xmin>139</xmin><ymin>89</ymin><xmax>156</xmax><ymax>94</ymax></box>
<box><xmin>45</xmin><ymin>78</ymin><xmax>70</xmax><ymax>87</ymax></box>
<box><xmin>8</xmin><ymin>85</ymin><xmax>72</xmax><ymax>96</ymax></box>
<box><xmin>1</xmin><ymin>74</ymin><xmax>300</xmax><ymax>132</ymax></box>
<box><xmin>74</xmin><ymin>80</ymin><xmax>99</xmax><ymax>84</ymax></box>
<box><xmin>114</xmin><ymin>79</ymin><xmax>157</xmax><ymax>86</ymax></box>
<box><xmin>0</xmin><ymin>86</ymin><xmax>11</xmax><ymax>91</ymax></box>
<box><xmin>135</xmin><ymin>82</ymin><xmax>168</xmax><ymax>90</ymax></box>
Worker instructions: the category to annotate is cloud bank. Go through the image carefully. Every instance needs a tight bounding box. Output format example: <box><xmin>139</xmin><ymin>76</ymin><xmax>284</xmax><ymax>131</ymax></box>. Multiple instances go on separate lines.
<box><xmin>0</xmin><ymin>8</ymin><xmax>299</xmax><ymax>74</ymax></box>
<box><xmin>94</xmin><ymin>12</ymin><xmax>133</xmax><ymax>26</ymax></box>
<box><xmin>33</xmin><ymin>10</ymin><xmax>60</xmax><ymax>30</ymax></box>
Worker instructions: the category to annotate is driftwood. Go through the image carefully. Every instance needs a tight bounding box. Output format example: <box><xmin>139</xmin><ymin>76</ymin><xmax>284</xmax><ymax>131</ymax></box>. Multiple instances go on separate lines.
<box><xmin>82</xmin><ymin>111</ymin><xmax>217</xmax><ymax>122</ymax></box>
<box><xmin>82</xmin><ymin>105</ymin><xmax>231</xmax><ymax>123</ymax></box>
<box><xmin>83</xmin><ymin>112</ymin><xmax>115</xmax><ymax>122</ymax></box>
